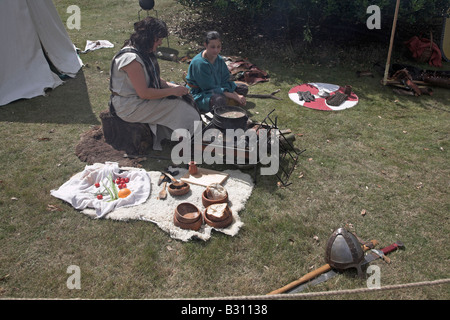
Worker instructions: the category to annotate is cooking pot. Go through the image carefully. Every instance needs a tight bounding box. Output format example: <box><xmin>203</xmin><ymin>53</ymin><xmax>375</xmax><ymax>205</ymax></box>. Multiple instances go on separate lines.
<box><xmin>212</xmin><ymin>105</ymin><xmax>248</xmax><ymax>130</ymax></box>
<box><xmin>139</xmin><ymin>0</ymin><xmax>155</xmax><ymax>10</ymax></box>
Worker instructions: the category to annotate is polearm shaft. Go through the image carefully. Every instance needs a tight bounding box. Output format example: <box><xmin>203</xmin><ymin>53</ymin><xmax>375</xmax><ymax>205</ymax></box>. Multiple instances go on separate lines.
<box><xmin>287</xmin><ymin>240</ymin><xmax>405</xmax><ymax>294</ymax></box>
<box><xmin>267</xmin><ymin>240</ymin><xmax>378</xmax><ymax>295</ymax></box>
<box><xmin>383</xmin><ymin>0</ymin><xmax>401</xmax><ymax>85</ymax></box>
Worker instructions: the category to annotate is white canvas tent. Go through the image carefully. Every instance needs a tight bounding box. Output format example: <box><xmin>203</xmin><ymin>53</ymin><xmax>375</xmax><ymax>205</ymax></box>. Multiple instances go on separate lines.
<box><xmin>0</xmin><ymin>0</ymin><xmax>82</xmax><ymax>106</ymax></box>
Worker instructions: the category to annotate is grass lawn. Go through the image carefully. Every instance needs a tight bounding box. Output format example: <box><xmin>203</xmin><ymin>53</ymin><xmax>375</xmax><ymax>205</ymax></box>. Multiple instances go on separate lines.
<box><xmin>0</xmin><ymin>0</ymin><xmax>449</xmax><ymax>300</ymax></box>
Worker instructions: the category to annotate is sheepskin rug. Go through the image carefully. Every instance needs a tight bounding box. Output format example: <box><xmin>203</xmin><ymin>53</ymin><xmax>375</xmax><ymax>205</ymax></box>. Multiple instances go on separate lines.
<box><xmin>81</xmin><ymin>165</ymin><xmax>254</xmax><ymax>242</ymax></box>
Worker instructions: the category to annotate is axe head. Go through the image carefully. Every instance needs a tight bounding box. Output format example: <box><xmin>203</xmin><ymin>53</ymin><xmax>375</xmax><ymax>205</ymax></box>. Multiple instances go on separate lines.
<box><xmin>158</xmin><ymin>173</ymin><xmax>171</xmax><ymax>186</ymax></box>
<box><xmin>395</xmin><ymin>240</ymin><xmax>405</xmax><ymax>249</ymax></box>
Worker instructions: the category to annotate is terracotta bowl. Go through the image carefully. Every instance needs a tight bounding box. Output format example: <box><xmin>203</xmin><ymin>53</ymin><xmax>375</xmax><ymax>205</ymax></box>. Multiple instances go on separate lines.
<box><xmin>168</xmin><ymin>181</ymin><xmax>190</xmax><ymax>196</ymax></box>
<box><xmin>174</xmin><ymin>202</ymin><xmax>201</xmax><ymax>223</ymax></box>
<box><xmin>202</xmin><ymin>189</ymin><xmax>228</xmax><ymax>208</ymax></box>
<box><xmin>203</xmin><ymin>204</ymin><xmax>233</xmax><ymax>229</ymax></box>
<box><xmin>173</xmin><ymin>214</ymin><xmax>203</xmax><ymax>231</ymax></box>
<box><xmin>204</xmin><ymin>203</ymin><xmax>232</xmax><ymax>222</ymax></box>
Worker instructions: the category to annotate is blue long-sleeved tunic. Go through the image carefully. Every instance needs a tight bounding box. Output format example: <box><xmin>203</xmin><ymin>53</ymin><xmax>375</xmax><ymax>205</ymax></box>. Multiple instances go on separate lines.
<box><xmin>185</xmin><ymin>51</ymin><xmax>236</xmax><ymax>112</ymax></box>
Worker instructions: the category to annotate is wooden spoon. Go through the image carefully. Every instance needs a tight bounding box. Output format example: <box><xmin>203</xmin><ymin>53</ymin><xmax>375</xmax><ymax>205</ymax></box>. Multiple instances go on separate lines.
<box><xmin>158</xmin><ymin>182</ymin><xmax>167</xmax><ymax>200</ymax></box>
<box><xmin>164</xmin><ymin>172</ymin><xmax>184</xmax><ymax>188</ymax></box>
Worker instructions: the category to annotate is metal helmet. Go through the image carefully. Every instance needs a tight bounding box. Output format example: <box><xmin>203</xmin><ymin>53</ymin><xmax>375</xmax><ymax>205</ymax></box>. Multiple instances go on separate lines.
<box><xmin>325</xmin><ymin>228</ymin><xmax>365</xmax><ymax>276</ymax></box>
<box><xmin>139</xmin><ymin>0</ymin><xmax>155</xmax><ymax>10</ymax></box>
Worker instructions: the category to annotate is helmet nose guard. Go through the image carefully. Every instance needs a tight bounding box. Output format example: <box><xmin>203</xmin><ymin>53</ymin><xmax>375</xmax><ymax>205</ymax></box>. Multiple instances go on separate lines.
<box><xmin>325</xmin><ymin>228</ymin><xmax>365</xmax><ymax>277</ymax></box>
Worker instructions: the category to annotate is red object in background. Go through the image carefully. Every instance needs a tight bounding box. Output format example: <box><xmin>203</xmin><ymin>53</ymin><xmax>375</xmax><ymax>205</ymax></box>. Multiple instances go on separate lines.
<box><xmin>404</xmin><ymin>35</ymin><xmax>442</xmax><ymax>67</ymax></box>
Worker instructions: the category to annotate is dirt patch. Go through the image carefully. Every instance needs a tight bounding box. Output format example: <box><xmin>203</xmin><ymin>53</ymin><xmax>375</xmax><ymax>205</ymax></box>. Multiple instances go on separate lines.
<box><xmin>75</xmin><ymin>126</ymin><xmax>146</xmax><ymax>168</ymax></box>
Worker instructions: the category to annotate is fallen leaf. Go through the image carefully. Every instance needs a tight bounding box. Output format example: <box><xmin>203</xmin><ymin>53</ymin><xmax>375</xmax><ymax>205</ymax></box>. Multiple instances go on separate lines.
<box><xmin>0</xmin><ymin>274</ymin><xmax>10</xmax><ymax>282</ymax></box>
<box><xmin>361</xmin><ymin>209</ymin><xmax>367</xmax><ymax>216</ymax></box>
<box><xmin>47</xmin><ymin>204</ymin><xmax>62</xmax><ymax>212</ymax></box>
<box><xmin>313</xmin><ymin>235</ymin><xmax>319</xmax><ymax>241</ymax></box>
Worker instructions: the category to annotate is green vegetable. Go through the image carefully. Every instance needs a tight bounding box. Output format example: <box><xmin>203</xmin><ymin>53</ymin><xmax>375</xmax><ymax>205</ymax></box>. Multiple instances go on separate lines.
<box><xmin>102</xmin><ymin>174</ymin><xmax>119</xmax><ymax>202</ymax></box>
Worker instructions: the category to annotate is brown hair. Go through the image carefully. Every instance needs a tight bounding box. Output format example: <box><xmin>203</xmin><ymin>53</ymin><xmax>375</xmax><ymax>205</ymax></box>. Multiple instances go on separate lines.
<box><xmin>123</xmin><ymin>16</ymin><xmax>168</xmax><ymax>54</ymax></box>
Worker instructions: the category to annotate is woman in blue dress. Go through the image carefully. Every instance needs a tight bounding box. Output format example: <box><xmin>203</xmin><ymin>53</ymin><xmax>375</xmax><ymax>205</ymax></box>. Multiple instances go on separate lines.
<box><xmin>185</xmin><ymin>31</ymin><xmax>247</xmax><ymax>113</ymax></box>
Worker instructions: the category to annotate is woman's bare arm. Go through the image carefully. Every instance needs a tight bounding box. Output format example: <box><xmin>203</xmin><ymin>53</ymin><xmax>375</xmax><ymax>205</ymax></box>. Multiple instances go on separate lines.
<box><xmin>122</xmin><ymin>60</ymin><xmax>188</xmax><ymax>99</ymax></box>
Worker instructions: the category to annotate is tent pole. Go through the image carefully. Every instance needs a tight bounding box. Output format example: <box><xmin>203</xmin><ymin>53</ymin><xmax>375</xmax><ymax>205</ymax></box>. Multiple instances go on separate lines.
<box><xmin>383</xmin><ymin>0</ymin><xmax>401</xmax><ymax>85</ymax></box>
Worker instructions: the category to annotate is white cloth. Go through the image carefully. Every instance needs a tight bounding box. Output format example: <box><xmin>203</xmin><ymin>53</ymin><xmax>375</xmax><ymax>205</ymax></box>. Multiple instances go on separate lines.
<box><xmin>50</xmin><ymin>162</ymin><xmax>151</xmax><ymax>218</ymax></box>
<box><xmin>82</xmin><ymin>40</ymin><xmax>114</xmax><ymax>53</ymax></box>
<box><xmin>308</xmin><ymin>83</ymin><xmax>340</xmax><ymax>94</ymax></box>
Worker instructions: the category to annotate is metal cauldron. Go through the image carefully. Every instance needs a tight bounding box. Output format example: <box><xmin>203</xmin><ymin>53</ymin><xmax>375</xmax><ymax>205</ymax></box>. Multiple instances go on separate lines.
<box><xmin>212</xmin><ymin>105</ymin><xmax>248</xmax><ymax>130</ymax></box>
<box><xmin>139</xmin><ymin>0</ymin><xmax>155</xmax><ymax>10</ymax></box>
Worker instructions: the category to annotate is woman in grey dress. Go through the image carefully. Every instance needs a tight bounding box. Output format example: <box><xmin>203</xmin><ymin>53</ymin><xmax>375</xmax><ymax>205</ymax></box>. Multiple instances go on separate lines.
<box><xmin>109</xmin><ymin>17</ymin><xmax>200</xmax><ymax>150</ymax></box>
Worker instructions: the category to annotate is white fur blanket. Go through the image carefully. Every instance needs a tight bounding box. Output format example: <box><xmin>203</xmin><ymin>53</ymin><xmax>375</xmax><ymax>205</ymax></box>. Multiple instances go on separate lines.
<box><xmin>52</xmin><ymin>162</ymin><xmax>254</xmax><ymax>241</ymax></box>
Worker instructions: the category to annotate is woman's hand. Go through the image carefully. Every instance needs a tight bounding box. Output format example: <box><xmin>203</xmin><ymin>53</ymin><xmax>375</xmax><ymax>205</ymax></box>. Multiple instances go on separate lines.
<box><xmin>236</xmin><ymin>94</ymin><xmax>246</xmax><ymax>106</ymax></box>
<box><xmin>169</xmin><ymin>85</ymin><xmax>190</xmax><ymax>97</ymax></box>
<box><xmin>225</xmin><ymin>91</ymin><xmax>246</xmax><ymax>106</ymax></box>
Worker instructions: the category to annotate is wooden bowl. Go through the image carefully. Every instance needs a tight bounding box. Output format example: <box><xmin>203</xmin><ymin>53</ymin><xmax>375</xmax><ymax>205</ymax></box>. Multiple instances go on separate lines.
<box><xmin>202</xmin><ymin>189</ymin><xmax>228</xmax><ymax>208</ymax></box>
<box><xmin>168</xmin><ymin>181</ymin><xmax>190</xmax><ymax>196</ymax></box>
<box><xmin>174</xmin><ymin>202</ymin><xmax>201</xmax><ymax>224</ymax></box>
<box><xmin>173</xmin><ymin>213</ymin><xmax>203</xmax><ymax>231</ymax></box>
<box><xmin>204</xmin><ymin>203</ymin><xmax>231</xmax><ymax>222</ymax></box>
<box><xmin>203</xmin><ymin>204</ymin><xmax>233</xmax><ymax>229</ymax></box>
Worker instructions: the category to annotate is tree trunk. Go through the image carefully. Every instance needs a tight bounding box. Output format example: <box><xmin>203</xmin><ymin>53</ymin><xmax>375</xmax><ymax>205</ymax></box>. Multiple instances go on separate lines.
<box><xmin>99</xmin><ymin>109</ymin><xmax>153</xmax><ymax>156</ymax></box>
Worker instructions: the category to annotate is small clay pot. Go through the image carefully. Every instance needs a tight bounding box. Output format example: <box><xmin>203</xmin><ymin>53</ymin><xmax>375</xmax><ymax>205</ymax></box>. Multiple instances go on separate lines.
<box><xmin>188</xmin><ymin>161</ymin><xmax>198</xmax><ymax>175</ymax></box>
<box><xmin>202</xmin><ymin>189</ymin><xmax>228</xmax><ymax>208</ymax></box>
<box><xmin>168</xmin><ymin>181</ymin><xmax>190</xmax><ymax>196</ymax></box>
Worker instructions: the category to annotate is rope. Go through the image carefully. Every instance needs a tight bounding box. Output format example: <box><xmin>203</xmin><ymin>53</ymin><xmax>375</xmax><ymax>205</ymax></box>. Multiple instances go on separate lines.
<box><xmin>182</xmin><ymin>278</ymin><xmax>450</xmax><ymax>300</ymax></box>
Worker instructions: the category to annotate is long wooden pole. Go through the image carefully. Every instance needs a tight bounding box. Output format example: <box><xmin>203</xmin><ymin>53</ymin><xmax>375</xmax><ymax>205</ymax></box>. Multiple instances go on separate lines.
<box><xmin>383</xmin><ymin>0</ymin><xmax>401</xmax><ymax>85</ymax></box>
<box><xmin>266</xmin><ymin>240</ymin><xmax>378</xmax><ymax>295</ymax></box>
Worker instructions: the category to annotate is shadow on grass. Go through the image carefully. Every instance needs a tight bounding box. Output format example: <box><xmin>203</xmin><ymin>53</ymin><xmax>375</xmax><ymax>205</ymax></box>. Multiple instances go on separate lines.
<box><xmin>0</xmin><ymin>69</ymin><xmax>100</xmax><ymax>125</ymax></box>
